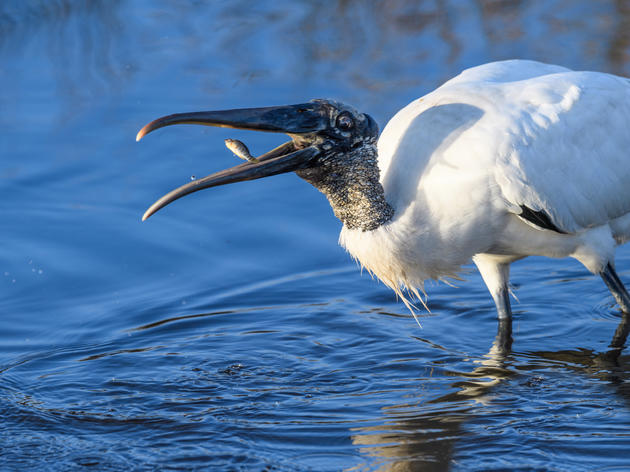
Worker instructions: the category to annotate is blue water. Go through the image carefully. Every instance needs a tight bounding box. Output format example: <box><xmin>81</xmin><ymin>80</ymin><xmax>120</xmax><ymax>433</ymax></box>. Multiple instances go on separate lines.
<box><xmin>2</xmin><ymin>1</ymin><xmax>630</xmax><ymax>470</ymax></box>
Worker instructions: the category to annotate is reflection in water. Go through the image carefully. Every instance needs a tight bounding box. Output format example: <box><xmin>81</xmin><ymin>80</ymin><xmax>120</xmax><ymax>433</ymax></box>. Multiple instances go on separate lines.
<box><xmin>0</xmin><ymin>0</ymin><xmax>130</xmax><ymax>108</ymax></box>
<box><xmin>349</xmin><ymin>324</ymin><xmax>514</xmax><ymax>471</ymax></box>
<box><xmin>530</xmin><ymin>313</ymin><xmax>630</xmax><ymax>402</ymax></box>
<box><xmin>611</xmin><ymin>312</ymin><xmax>630</xmax><ymax>349</ymax></box>
<box><xmin>350</xmin><ymin>314</ymin><xmax>629</xmax><ymax>471</ymax></box>
<box><xmin>2</xmin><ymin>0</ymin><xmax>629</xmax><ymax>122</ymax></box>
<box><xmin>351</xmin><ymin>407</ymin><xmax>468</xmax><ymax>471</ymax></box>
<box><xmin>609</xmin><ymin>0</ymin><xmax>630</xmax><ymax>72</ymax></box>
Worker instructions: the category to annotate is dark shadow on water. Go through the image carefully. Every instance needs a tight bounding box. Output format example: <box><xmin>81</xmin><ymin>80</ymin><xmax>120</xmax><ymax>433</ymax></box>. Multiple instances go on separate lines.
<box><xmin>128</xmin><ymin>309</ymin><xmax>239</xmax><ymax>332</ymax></box>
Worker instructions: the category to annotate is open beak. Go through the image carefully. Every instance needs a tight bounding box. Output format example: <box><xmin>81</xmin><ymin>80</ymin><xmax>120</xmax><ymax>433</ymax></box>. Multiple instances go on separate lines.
<box><xmin>137</xmin><ymin>102</ymin><xmax>328</xmax><ymax>220</ymax></box>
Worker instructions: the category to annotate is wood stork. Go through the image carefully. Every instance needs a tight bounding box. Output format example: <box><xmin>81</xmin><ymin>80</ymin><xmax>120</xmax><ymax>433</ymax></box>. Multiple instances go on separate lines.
<box><xmin>137</xmin><ymin>60</ymin><xmax>630</xmax><ymax>335</ymax></box>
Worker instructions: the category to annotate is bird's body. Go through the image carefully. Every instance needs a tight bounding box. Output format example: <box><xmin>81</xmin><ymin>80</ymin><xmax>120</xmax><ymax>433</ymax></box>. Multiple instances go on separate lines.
<box><xmin>340</xmin><ymin>60</ymin><xmax>630</xmax><ymax>314</ymax></box>
<box><xmin>138</xmin><ymin>59</ymin><xmax>630</xmax><ymax>342</ymax></box>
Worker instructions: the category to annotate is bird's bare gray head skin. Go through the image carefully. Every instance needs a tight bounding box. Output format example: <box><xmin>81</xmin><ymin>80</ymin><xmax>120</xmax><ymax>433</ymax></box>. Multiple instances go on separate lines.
<box><xmin>137</xmin><ymin>99</ymin><xmax>394</xmax><ymax>231</ymax></box>
<box><xmin>293</xmin><ymin>102</ymin><xmax>394</xmax><ymax>230</ymax></box>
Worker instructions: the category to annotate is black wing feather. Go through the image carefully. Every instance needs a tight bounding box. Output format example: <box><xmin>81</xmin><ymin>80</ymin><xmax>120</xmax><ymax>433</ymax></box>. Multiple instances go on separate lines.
<box><xmin>518</xmin><ymin>205</ymin><xmax>566</xmax><ymax>234</ymax></box>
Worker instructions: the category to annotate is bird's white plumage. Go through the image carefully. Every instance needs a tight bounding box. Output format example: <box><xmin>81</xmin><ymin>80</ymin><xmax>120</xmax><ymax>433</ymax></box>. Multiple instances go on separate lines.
<box><xmin>340</xmin><ymin>60</ymin><xmax>630</xmax><ymax>304</ymax></box>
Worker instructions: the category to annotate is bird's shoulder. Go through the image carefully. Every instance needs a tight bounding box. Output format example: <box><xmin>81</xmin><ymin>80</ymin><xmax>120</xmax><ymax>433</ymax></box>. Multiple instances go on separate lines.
<box><xmin>442</xmin><ymin>59</ymin><xmax>572</xmax><ymax>86</ymax></box>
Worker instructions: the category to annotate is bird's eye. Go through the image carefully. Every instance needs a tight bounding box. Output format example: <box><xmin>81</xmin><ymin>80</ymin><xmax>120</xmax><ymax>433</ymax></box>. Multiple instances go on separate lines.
<box><xmin>336</xmin><ymin>114</ymin><xmax>354</xmax><ymax>131</ymax></box>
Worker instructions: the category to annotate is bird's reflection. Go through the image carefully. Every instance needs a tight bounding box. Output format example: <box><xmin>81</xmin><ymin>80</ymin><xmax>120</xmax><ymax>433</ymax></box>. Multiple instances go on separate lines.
<box><xmin>349</xmin><ymin>313</ymin><xmax>629</xmax><ymax>471</ymax></box>
<box><xmin>610</xmin><ymin>312</ymin><xmax>630</xmax><ymax>349</ymax></box>
<box><xmin>529</xmin><ymin>312</ymin><xmax>630</xmax><ymax>388</ymax></box>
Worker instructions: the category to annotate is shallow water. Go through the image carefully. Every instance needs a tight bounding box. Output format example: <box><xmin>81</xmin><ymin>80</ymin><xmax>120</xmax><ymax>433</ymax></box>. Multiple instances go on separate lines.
<box><xmin>2</xmin><ymin>1</ymin><xmax>630</xmax><ymax>470</ymax></box>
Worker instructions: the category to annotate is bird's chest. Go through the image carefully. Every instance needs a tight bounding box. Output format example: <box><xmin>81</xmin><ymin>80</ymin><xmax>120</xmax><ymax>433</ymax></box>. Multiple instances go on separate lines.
<box><xmin>339</xmin><ymin>216</ymin><xmax>475</xmax><ymax>291</ymax></box>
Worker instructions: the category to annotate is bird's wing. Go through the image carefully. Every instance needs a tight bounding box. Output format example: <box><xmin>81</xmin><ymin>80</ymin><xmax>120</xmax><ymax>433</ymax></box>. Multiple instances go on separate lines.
<box><xmin>487</xmin><ymin>70</ymin><xmax>630</xmax><ymax>233</ymax></box>
<box><xmin>379</xmin><ymin>61</ymin><xmax>630</xmax><ymax>235</ymax></box>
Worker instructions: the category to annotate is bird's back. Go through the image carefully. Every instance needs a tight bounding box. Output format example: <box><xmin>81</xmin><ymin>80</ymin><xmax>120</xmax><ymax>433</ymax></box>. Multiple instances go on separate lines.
<box><xmin>340</xmin><ymin>60</ymin><xmax>630</xmax><ymax>293</ymax></box>
<box><xmin>378</xmin><ymin>60</ymin><xmax>630</xmax><ymax>236</ymax></box>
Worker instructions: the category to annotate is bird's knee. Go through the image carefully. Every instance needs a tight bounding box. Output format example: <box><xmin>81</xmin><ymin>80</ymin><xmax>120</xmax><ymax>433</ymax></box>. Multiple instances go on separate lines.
<box><xmin>473</xmin><ymin>254</ymin><xmax>511</xmax><ymax>293</ymax></box>
<box><xmin>571</xmin><ymin>226</ymin><xmax>616</xmax><ymax>274</ymax></box>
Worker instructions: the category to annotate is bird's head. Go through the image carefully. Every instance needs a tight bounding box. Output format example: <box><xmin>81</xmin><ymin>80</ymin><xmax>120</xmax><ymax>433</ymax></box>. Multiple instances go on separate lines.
<box><xmin>137</xmin><ymin>99</ymin><xmax>380</xmax><ymax>222</ymax></box>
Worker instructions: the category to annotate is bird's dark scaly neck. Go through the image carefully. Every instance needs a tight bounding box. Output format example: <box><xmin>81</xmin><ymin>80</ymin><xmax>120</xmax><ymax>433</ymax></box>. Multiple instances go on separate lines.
<box><xmin>296</xmin><ymin>143</ymin><xmax>394</xmax><ymax>231</ymax></box>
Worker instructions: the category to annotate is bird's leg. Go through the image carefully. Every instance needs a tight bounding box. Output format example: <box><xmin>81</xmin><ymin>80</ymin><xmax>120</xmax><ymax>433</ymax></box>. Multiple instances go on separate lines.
<box><xmin>474</xmin><ymin>254</ymin><xmax>514</xmax><ymax>354</ymax></box>
<box><xmin>494</xmin><ymin>318</ymin><xmax>513</xmax><ymax>355</ymax></box>
<box><xmin>473</xmin><ymin>254</ymin><xmax>513</xmax><ymax>321</ymax></box>
<box><xmin>490</xmin><ymin>285</ymin><xmax>512</xmax><ymax>320</ymax></box>
<box><xmin>600</xmin><ymin>262</ymin><xmax>630</xmax><ymax>313</ymax></box>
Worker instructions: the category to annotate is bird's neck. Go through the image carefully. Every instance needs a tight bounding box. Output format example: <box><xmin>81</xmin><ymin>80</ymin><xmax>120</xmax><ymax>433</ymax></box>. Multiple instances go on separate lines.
<box><xmin>296</xmin><ymin>144</ymin><xmax>394</xmax><ymax>231</ymax></box>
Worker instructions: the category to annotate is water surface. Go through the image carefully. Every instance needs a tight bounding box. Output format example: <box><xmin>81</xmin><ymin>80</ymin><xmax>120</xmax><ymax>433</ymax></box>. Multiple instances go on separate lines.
<box><xmin>2</xmin><ymin>1</ymin><xmax>630</xmax><ymax>470</ymax></box>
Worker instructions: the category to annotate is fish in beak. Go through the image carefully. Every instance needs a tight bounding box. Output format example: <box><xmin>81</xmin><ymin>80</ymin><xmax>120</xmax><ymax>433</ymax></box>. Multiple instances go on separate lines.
<box><xmin>136</xmin><ymin>101</ymin><xmax>333</xmax><ymax>220</ymax></box>
<box><xmin>137</xmin><ymin>99</ymin><xmax>380</xmax><ymax>221</ymax></box>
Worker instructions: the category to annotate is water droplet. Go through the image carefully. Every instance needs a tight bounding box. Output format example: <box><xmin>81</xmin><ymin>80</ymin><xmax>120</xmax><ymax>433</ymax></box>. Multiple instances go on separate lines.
<box><xmin>38</xmin><ymin>269</ymin><xmax>43</xmax><ymax>275</ymax></box>
<box><xmin>190</xmin><ymin>175</ymin><xmax>196</xmax><ymax>181</ymax></box>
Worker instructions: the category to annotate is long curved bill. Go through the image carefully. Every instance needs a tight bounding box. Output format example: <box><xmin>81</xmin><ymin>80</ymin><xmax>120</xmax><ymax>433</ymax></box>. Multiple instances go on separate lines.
<box><xmin>136</xmin><ymin>102</ymin><xmax>327</xmax><ymax>142</ymax></box>
<box><xmin>141</xmin><ymin>145</ymin><xmax>319</xmax><ymax>221</ymax></box>
<box><xmin>137</xmin><ymin>102</ymin><xmax>328</xmax><ymax>220</ymax></box>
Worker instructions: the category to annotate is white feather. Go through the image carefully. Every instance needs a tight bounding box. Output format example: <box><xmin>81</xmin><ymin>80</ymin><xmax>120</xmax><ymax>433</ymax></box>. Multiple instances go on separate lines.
<box><xmin>340</xmin><ymin>60</ymin><xmax>630</xmax><ymax>308</ymax></box>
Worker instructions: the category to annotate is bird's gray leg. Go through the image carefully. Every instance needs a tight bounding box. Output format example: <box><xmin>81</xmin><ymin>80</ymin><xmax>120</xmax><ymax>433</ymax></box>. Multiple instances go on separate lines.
<box><xmin>474</xmin><ymin>255</ymin><xmax>514</xmax><ymax>354</ymax></box>
<box><xmin>473</xmin><ymin>255</ymin><xmax>513</xmax><ymax>321</ymax></box>
<box><xmin>492</xmin><ymin>286</ymin><xmax>512</xmax><ymax>320</ymax></box>
<box><xmin>600</xmin><ymin>262</ymin><xmax>630</xmax><ymax>313</ymax></box>
<box><xmin>596</xmin><ymin>263</ymin><xmax>630</xmax><ymax>349</ymax></box>
<box><xmin>494</xmin><ymin>318</ymin><xmax>513</xmax><ymax>355</ymax></box>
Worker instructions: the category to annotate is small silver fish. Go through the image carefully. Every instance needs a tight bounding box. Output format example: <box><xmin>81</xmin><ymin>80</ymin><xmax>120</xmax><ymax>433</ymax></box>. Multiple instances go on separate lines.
<box><xmin>225</xmin><ymin>138</ymin><xmax>258</xmax><ymax>163</ymax></box>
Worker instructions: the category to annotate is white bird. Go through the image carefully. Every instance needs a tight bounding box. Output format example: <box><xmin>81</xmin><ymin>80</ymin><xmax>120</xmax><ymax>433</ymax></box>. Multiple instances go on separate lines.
<box><xmin>136</xmin><ymin>60</ymin><xmax>630</xmax><ymax>338</ymax></box>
